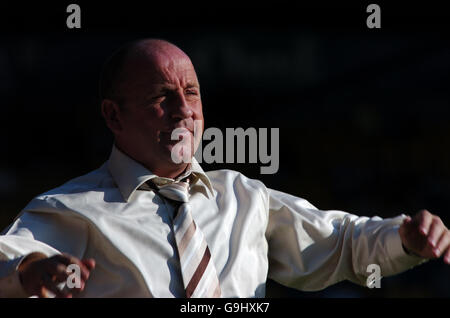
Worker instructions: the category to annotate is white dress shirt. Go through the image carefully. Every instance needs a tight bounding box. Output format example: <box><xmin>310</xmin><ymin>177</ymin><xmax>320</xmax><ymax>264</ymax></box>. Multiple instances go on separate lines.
<box><xmin>0</xmin><ymin>145</ymin><xmax>425</xmax><ymax>297</ymax></box>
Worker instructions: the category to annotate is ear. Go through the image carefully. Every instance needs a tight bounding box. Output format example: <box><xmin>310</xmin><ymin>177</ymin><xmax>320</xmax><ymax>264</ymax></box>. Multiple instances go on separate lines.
<box><xmin>101</xmin><ymin>99</ymin><xmax>124</xmax><ymax>135</ymax></box>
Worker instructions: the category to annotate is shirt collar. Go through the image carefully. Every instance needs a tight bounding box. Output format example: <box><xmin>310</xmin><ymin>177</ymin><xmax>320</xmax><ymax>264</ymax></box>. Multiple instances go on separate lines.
<box><xmin>107</xmin><ymin>144</ymin><xmax>214</xmax><ymax>202</ymax></box>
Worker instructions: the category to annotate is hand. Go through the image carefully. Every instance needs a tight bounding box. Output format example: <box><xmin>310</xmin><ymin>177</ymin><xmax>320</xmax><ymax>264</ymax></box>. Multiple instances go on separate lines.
<box><xmin>18</xmin><ymin>252</ymin><xmax>96</xmax><ymax>298</ymax></box>
<box><xmin>399</xmin><ymin>209</ymin><xmax>450</xmax><ymax>264</ymax></box>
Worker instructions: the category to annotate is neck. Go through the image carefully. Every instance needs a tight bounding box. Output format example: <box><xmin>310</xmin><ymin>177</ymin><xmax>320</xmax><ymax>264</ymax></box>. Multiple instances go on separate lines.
<box><xmin>114</xmin><ymin>142</ymin><xmax>191</xmax><ymax>179</ymax></box>
<box><xmin>151</xmin><ymin>163</ymin><xmax>190</xmax><ymax>179</ymax></box>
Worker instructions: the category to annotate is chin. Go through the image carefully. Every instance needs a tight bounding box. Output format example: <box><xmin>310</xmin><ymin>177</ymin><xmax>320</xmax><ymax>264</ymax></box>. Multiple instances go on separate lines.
<box><xmin>162</xmin><ymin>143</ymin><xmax>194</xmax><ymax>165</ymax></box>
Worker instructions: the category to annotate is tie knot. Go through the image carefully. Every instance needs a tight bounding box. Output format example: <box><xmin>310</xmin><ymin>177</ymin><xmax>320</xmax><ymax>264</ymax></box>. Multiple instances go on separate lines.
<box><xmin>152</xmin><ymin>179</ymin><xmax>190</xmax><ymax>203</ymax></box>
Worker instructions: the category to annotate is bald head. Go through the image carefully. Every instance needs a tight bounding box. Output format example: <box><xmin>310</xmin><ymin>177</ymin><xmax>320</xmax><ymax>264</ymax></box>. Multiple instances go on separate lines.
<box><xmin>99</xmin><ymin>39</ymin><xmax>194</xmax><ymax>103</ymax></box>
<box><xmin>100</xmin><ymin>39</ymin><xmax>203</xmax><ymax>178</ymax></box>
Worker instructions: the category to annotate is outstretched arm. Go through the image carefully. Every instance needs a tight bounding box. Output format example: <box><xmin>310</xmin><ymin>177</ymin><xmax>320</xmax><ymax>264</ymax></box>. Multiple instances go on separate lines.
<box><xmin>266</xmin><ymin>188</ymin><xmax>426</xmax><ymax>291</ymax></box>
<box><xmin>0</xmin><ymin>211</ymin><xmax>94</xmax><ymax>297</ymax></box>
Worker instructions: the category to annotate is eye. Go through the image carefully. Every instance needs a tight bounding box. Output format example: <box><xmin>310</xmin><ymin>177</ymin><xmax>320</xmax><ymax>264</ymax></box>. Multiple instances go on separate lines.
<box><xmin>151</xmin><ymin>94</ymin><xmax>166</xmax><ymax>102</ymax></box>
<box><xmin>186</xmin><ymin>89</ymin><xmax>198</xmax><ymax>97</ymax></box>
<box><xmin>185</xmin><ymin>89</ymin><xmax>199</xmax><ymax>96</ymax></box>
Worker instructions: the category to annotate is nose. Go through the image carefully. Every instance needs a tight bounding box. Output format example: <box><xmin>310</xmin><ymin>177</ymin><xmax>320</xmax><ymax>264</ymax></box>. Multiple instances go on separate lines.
<box><xmin>169</xmin><ymin>91</ymin><xmax>193</xmax><ymax>121</ymax></box>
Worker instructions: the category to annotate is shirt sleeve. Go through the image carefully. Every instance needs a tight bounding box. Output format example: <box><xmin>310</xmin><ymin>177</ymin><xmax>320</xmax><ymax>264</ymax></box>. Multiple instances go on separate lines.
<box><xmin>0</xmin><ymin>211</ymin><xmax>89</xmax><ymax>297</ymax></box>
<box><xmin>265</xmin><ymin>188</ymin><xmax>427</xmax><ymax>291</ymax></box>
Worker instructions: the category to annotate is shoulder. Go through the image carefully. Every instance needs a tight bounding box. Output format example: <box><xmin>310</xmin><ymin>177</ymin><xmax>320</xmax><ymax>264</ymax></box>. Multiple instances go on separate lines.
<box><xmin>205</xmin><ymin>169</ymin><xmax>268</xmax><ymax>196</ymax></box>
<box><xmin>38</xmin><ymin>163</ymin><xmax>113</xmax><ymax>198</ymax></box>
<box><xmin>25</xmin><ymin>163</ymin><xmax>114</xmax><ymax>212</ymax></box>
<box><xmin>206</xmin><ymin>170</ymin><xmax>318</xmax><ymax>211</ymax></box>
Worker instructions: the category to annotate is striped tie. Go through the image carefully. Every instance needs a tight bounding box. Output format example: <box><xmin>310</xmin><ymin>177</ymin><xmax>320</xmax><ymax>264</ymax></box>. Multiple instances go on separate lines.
<box><xmin>147</xmin><ymin>178</ymin><xmax>221</xmax><ymax>298</ymax></box>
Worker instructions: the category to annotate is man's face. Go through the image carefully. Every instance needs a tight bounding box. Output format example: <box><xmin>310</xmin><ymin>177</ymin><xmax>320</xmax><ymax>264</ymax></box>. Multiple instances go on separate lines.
<box><xmin>113</xmin><ymin>48</ymin><xmax>204</xmax><ymax>172</ymax></box>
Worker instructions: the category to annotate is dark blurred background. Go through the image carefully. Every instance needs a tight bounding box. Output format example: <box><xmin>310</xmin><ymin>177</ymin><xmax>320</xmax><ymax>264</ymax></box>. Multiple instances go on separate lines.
<box><xmin>0</xmin><ymin>2</ymin><xmax>449</xmax><ymax>297</ymax></box>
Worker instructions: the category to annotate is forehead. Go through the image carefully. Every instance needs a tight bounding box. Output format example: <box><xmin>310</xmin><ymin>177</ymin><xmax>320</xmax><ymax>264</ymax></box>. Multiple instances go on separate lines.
<box><xmin>125</xmin><ymin>47</ymin><xmax>199</xmax><ymax>88</ymax></box>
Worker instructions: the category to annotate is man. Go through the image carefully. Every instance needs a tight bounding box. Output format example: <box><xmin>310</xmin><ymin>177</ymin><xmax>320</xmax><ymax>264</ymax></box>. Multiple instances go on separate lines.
<box><xmin>0</xmin><ymin>39</ymin><xmax>449</xmax><ymax>298</ymax></box>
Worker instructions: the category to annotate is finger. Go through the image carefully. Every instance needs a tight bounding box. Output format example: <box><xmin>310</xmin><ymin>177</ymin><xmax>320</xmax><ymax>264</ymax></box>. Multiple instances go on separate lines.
<box><xmin>416</xmin><ymin>210</ymin><xmax>433</xmax><ymax>235</ymax></box>
<box><xmin>82</xmin><ymin>258</ymin><xmax>96</xmax><ymax>271</ymax></box>
<box><xmin>36</xmin><ymin>285</ymin><xmax>50</xmax><ymax>298</ymax></box>
<box><xmin>55</xmin><ymin>254</ymin><xmax>92</xmax><ymax>282</ymax></box>
<box><xmin>427</xmin><ymin>218</ymin><xmax>445</xmax><ymax>249</ymax></box>
<box><xmin>42</xmin><ymin>256</ymin><xmax>85</xmax><ymax>293</ymax></box>
<box><xmin>42</xmin><ymin>273</ymin><xmax>72</xmax><ymax>298</ymax></box>
<box><xmin>436</xmin><ymin>231</ymin><xmax>450</xmax><ymax>259</ymax></box>
<box><xmin>444</xmin><ymin>248</ymin><xmax>450</xmax><ymax>264</ymax></box>
<box><xmin>47</xmin><ymin>263</ymin><xmax>70</xmax><ymax>283</ymax></box>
